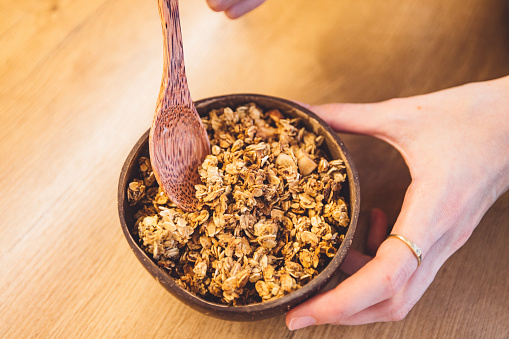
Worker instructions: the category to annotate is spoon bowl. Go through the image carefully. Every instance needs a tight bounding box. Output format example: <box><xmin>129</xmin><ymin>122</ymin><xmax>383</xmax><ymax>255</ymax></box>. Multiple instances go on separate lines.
<box><xmin>149</xmin><ymin>0</ymin><xmax>210</xmax><ymax>212</ymax></box>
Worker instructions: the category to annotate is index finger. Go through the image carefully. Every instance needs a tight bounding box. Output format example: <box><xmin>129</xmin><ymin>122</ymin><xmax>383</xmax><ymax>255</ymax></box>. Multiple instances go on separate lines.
<box><xmin>286</xmin><ymin>239</ymin><xmax>420</xmax><ymax>329</ymax></box>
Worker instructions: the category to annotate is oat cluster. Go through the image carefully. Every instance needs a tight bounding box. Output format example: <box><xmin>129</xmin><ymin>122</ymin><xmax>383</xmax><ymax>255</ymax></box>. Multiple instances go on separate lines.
<box><xmin>128</xmin><ymin>103</ymin><xmax>350</xmax><ymax>305</ymax></box>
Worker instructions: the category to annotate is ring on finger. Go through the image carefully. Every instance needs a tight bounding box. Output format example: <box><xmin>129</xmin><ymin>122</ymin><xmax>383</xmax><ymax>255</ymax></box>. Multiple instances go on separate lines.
<box><xmin>387</xmin><ymin>234</ymin><xmax>422</xmax><ymax>266</ymax></box>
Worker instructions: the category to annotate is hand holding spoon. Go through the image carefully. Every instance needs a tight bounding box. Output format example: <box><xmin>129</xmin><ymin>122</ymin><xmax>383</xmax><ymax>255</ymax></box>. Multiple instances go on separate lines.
<box><xmin>149</xmin><ymin>0</ymin><xmax>210</xmax><ymax>212</ymax></box>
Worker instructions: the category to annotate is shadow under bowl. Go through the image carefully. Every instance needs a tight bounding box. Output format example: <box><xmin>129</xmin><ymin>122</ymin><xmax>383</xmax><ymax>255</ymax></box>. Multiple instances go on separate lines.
<box><xmin>118</xmin><ymin>94</ymin><xmax>360</xmax><ymax>321</ymax></box>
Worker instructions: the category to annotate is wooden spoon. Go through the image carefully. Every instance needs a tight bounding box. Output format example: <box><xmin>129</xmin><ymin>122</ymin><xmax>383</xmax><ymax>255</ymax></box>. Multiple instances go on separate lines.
<box><xmin>149</xmin><ymin>0</ymin><xmax>210</xmax><ymax>212</ymax></box>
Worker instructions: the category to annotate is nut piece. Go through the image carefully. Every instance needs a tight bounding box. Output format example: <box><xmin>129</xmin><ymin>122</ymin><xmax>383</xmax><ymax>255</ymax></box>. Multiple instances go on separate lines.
<box><xmin>275</xmin><ymin>153</ymin><xmax>296</xmax><ymax>168</ymax></box>
<box><xmin>295</xmin><ymin>149</ymin><xmax>317</xmax><ymax>176</ymax></box>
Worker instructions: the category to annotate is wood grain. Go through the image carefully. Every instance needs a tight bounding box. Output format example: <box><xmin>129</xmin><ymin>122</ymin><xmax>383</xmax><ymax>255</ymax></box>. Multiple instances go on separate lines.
<box><xmin>1</xmin><ymin>0</ymin><xmax>508</xmax><ymax>337</ymax></box>
<box><xmin>150</xmin><ymin>0</ymin><xmax>210</xmax><ymax>212</ymax></box>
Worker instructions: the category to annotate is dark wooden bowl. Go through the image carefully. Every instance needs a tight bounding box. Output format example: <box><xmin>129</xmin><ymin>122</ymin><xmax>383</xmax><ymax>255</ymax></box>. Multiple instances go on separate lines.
<box><xmin>118</xmin><ymin>94</ymin><xmax>360</xmax><ymax>321</ymax></box>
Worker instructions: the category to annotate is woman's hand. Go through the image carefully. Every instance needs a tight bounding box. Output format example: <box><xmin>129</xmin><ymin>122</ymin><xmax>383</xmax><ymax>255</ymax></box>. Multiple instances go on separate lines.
<box><xmin>205</xmin><ymin>0</ymin><xmax>266</xmax><ymax>19</ymax></box>
<box><xmin>286</xmin><ymin>76</ymin><xmax>509</xmax><ymax>330</ymax></box>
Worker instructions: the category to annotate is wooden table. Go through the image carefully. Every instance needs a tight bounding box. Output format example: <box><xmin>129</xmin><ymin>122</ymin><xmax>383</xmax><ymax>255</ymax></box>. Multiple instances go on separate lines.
<box><xmin>2</xmin><ymin>0</ymin><xmax>508</xmax><ymax>337</ymax></box>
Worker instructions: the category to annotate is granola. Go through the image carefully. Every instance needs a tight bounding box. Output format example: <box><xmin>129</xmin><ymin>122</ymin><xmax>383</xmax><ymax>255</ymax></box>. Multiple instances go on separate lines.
<box><xmin>128</xmin><ymin>103</ymin><xmax>350</xmax><ymax>305</ymax></box>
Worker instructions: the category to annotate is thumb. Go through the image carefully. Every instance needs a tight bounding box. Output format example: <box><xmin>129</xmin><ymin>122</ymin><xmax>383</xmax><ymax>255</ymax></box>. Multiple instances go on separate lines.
<box><xmin>304</xmin><ymin>100</ymin><xmax>415</xmax><ymax>160</ymax></box>
<box><xmin>308</xmin><ymin>102</ymin><xmax>390</xmax><ymax>136</ymax></box>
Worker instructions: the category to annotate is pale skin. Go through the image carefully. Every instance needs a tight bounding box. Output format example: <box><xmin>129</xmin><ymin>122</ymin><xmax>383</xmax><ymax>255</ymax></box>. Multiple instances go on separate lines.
<box><xmin>206</xmin><ymin>0</ymin><xmax>266</xmax><ymax>19</ymax></box>
<box><xmin>286</xmin><ymin>76</ymin><xmax>509</xmax><ymax>329</ymax></box>
<box><xmin>207</xmin><ymin>0</ymin><xmax>509</xmax><ymax>330</ymax></box>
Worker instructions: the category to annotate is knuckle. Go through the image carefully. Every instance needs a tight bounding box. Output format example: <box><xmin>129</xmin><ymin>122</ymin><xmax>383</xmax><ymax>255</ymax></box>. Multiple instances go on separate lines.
<box><xmin>381</xmin><ymin>265</ymin><xmax>412</xmax><ymax>297</ymax></box>
<box><xmin>381</xmin><ymin>273</ymin><xmax>402</xmax><ymax>297</ymax></box>
<box><xmin>389</xmin><ymin>305</ymin><xmax>411</xmax><ymax>322</ymax></box>
<box><xmin>383</xmin><ymin>296</ymin><xmax>416</xmax><ymax>322</ymax></box>
<box><xmin>453</xmin><ymin>227</ymin><xmax>474</xmax><ymax>251</ymax></box>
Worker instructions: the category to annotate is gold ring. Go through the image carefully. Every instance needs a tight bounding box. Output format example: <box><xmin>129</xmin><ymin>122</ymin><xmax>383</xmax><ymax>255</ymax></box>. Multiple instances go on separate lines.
<box><xmin>387</xmin><ymin>234</ymin><xmax>422</xmax><ymax>266</ymax></box>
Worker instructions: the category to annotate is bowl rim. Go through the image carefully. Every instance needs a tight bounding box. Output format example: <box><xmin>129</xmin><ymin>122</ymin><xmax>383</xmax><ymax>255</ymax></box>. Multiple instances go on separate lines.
<box><xmin>118</xmin><ymin>93</ymin><xmax>360</xmax><ymax>320</ymax></box>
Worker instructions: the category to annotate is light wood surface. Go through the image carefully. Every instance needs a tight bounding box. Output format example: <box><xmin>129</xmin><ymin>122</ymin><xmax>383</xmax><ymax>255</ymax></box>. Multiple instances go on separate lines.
<box><xmin>1</xmin><ymin>0</ymin><xmax>508</xmax><ymax>337</ymax></box>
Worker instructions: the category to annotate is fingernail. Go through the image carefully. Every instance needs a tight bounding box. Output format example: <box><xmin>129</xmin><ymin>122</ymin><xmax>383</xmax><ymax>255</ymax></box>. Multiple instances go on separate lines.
<box><xmin>288</xmin><ymin>316</ymin><xmax>316</xmax><ymax>331</ymax></box>
<box><xmin>207</xmin><ymin>0</ymin><xmax>226</xmax><ymax>11</ymax></box>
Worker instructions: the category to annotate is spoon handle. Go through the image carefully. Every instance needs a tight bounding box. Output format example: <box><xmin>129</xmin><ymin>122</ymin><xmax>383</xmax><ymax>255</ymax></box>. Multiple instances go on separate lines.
<box><xmin>157</xmin><ymin>0</ymin><xmax>192</xmax><ymax>109</ymax></box>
